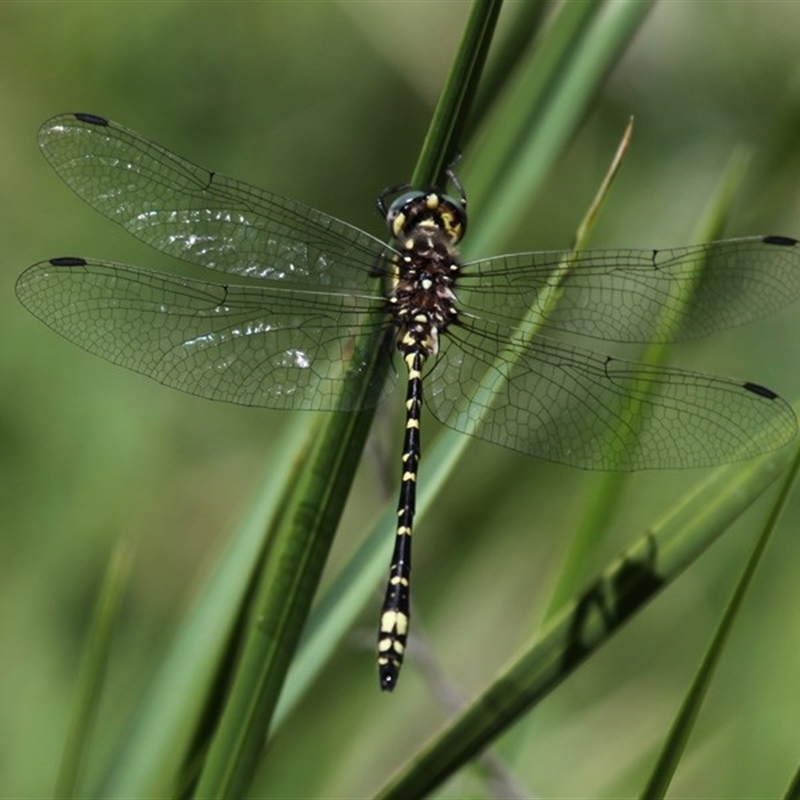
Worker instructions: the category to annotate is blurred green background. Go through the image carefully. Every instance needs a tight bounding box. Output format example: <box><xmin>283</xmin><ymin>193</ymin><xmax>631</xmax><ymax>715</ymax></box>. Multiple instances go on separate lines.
<box><xmin>3</xmin><ymin>2</ymin><xmax>800</xmax><ymax>797</ymax></box>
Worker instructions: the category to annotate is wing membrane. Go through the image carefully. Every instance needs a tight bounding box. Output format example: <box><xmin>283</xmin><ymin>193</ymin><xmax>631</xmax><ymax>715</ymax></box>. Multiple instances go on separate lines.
<box><xmin>460</xmin><ymin>236</ymin><xmax>800</xmax><ymax>343</ymax></box>
<box><xmin>427</xmin><ymin>315</ymin><xmax>796</xmax><ymax>470</ymax></box>
<box><xmin>38</xmin><ymin>113</ymin><xmax>391</xmax><ymax>288</ymax></box>
<box><xmin>16</xmin><ymin>258</ymin><xmax>393</xmax><ymax>410</ymax></box>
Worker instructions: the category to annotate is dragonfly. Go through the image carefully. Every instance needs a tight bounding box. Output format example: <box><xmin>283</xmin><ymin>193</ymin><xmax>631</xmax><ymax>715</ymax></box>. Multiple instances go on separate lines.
<box><xmin>16</xmin><ymin>112</ymin><xmax>800</xmax><ymax>691</ymax></box>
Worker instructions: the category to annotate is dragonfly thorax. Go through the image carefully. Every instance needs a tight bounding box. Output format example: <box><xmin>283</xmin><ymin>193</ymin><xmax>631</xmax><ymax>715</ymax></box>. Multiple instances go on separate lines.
<box><xmin>388</xmin><ymin>223</ymin><xmax>460</xmax><ymax>360</ymax></box>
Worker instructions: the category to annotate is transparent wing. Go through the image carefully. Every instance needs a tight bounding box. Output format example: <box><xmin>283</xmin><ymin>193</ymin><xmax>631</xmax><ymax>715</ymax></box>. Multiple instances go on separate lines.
<box><xmin>459</xmin><ymin>235</ymin><xmax>800</xmax><ymax>343</ymax></box>
<box><xmin>427</xmin><ymin>315</ymin><xmax>796</xmax><ymax>470</ymax></box>
<box><xmin>16</xmin><ymin>258</ymin><xmax>394</xmax><ymax>411</ymax></box>
<box><xmin>38</xmin><ymin>113</ymin><xmax>392</xmax><ymax>288</ymax></box>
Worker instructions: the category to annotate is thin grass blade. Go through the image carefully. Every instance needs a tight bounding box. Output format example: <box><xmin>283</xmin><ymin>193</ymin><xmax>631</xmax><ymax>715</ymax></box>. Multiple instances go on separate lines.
<box><xmin>55</xmin><ymin>542</ymin><xmax>133</xmax><ymax>799</ymax></box>
<box><xmin>273</xmin><ymin>1</ymin><xmax>648</xmax><ymax>723</ymax></box>
<box><xmin>542</xmin><ymin>149</ymin><xmax>754</xmax><ymax>620</ymax></box>
<box><xmin>99</xmin><ymin>419</ymin><xmax>311</xmax><ymax>797</ymax></box>
<box><xmin>465</xmin><ymin>0</ymin><xmax>653</xmax><ymax>253</ymax></box>
<box><xmin>193</xmin><ymin>4</ymin><xmax>502</xmax><ymax>797</ymax></box>
<box><xmin>642</xmin><ymin>442</ymin><xmax>800</xmax><ymax>797</ymax></box>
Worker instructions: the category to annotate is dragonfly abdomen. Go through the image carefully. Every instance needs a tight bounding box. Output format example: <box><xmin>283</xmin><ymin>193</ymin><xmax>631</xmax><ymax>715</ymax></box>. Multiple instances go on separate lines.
<box><xmin>378</xmin><ymin>347</ymin><xmax>425</xmax><ymax>691</ymax></box>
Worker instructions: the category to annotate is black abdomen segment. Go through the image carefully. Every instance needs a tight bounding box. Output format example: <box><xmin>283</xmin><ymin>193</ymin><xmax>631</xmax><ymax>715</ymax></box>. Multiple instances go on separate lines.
<box><xmin>377</xmin><ymin>349</ymin><xmax>425</xmax><ymax>691</ymax></box>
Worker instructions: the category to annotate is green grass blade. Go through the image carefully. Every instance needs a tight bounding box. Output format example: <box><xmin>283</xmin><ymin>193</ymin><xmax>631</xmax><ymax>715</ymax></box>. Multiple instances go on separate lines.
<box><xmin>281</xmin><ymin>4</ymin><xmax>648</xmax><ymax>732</ymax></box>
<box><xmin>633</xmin><ymin>153</ymin><xmax>793</xmax><ymax>794</ymax></box>
<box><xmin>464</xmin><ymin>0</ymin><xmax>653</xmax><ymax>252</ymax></box>
<box><xmin>192</xmin><ymin>5</ymin><xmax>502</xmax><ymax>797</ymax></box>
<box><xmin>273</xmin><ymin>1</ymin><xmax>650</xmax><ymax>726</ymax></box>
<box><xmin>411</xmin><ymin>0</ymin><xmax>503</xmax><ymax>189</ymax></box>
<box><xmin>543</xmin><ymin>149</ymin><xmax>753</xmax><ymax>620</ymax></box>
<box><xmin>784</xmin><ymin>761</ymin><xmax>800</xmax><ymax>799</ymax></box>
<box><xmin>276</xmin><ymin>8</ymin><xmax>656</xmax><ymax>793</ymax></box>
<box><xmin>641</xmin><ymin>442</ymin><xmax>800</xmax><ymax>798</ymax></box>
<box><xmin>55</xmin><ymin>542</ymin><xmax>132</xmax><ymax>799</ymax></box>
<box><xmin>96</xmin><ymin>4</ymin><xmax>505</xmax><ymax>794</ymax></box>
<box><xmin>374</xmin><ymin>427</ymin><xmax>797</xmax><ymax>800</ymax></box>
<box><xmin>98</xmin><ymin>419</ymin><xmax>311</xmax><ymax>797</ymax></box>
<box><xmin>194</xmin><ymin>406</ymin><xmax>385</xmax><ymax>798</ymax></box>
<box><xmin>468</xmin><ymin>0</ymin><xmax>549</xmax><ymax>133</ymax></box>
<box><xmin>463</xmin><ymin>0</ymin><xmax>604</xmax><ymax>223</ymax></box>
<box><xmin>571</xmin><ymin>115</ymin><xmax>634</xmax><ymax>250</ymax></box>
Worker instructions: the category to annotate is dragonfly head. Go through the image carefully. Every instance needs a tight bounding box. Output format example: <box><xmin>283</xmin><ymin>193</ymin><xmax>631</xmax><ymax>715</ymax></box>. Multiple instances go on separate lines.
<box><xmin>385</xmin><ymin>190</ymin><xmax>467</xmax><ymax>246</ymax></box>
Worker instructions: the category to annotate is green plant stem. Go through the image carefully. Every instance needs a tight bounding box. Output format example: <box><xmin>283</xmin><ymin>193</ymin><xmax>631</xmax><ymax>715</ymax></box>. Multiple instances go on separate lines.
<box><xmin>642</xmin><ymin>439</ymin><xmax>800</xmax><ymax>798</ymax></box>
<box><xmin>374</xmin><ymin>428</ymin><xmax>796</xmax><ymax>800</ymax></box>
<box><xmin>193</xmin><ymin>3</ymin><xmax>503</xmax><ymax>796</ymax></box>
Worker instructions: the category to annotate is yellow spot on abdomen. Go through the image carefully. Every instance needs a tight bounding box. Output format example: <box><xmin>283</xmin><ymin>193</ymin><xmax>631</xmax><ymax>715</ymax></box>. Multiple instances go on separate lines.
<box><xmin>380</xmin><ymin>610</ymin><xmax>409</xmax><ymax>636</ymax></box>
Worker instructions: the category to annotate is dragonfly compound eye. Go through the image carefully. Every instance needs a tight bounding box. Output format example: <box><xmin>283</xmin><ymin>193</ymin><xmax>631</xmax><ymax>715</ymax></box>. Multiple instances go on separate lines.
<box><xmin>386</xmin><ymin>190</ymin><xmax>467</xmax><ymax>245</ymax></box>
